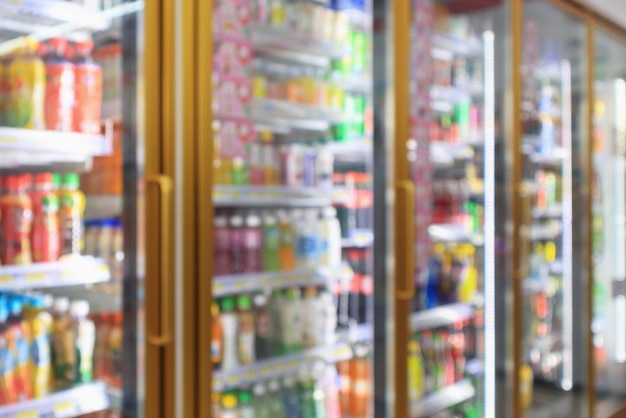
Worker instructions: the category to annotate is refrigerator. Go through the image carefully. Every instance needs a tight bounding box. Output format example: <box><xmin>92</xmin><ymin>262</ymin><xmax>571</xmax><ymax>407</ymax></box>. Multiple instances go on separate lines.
<box><xmin>0</xmin><ymin>1</ymin><xmax>181</xmax><ymax>417</ymax></box>
<box><xmin>592</xmin><ymin>25</ymin><xmax>626</xmax><ymax>417</ymax></box>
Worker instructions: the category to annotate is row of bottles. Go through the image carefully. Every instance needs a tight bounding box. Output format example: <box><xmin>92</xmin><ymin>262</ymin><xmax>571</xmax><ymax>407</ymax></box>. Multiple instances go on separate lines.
<box><xmin>0</xmin><ymin>37</ymin><xmax>102</xmax><ymax>134</ymax></box>
<box><xmin>84</xmin><ymin>218</ymin><xmax>124</xmax><ymax>281</ymax></box>
<box><xmin>0</xmin><ymin>173</ymin><xmax>85</xmax><ymax>266</ymax></box>
<box><xmin>92</xmin><ymin>311</ymin><xmax>123</xmax><ymax>388</ymax></box>
<box><xmin>212</xmin><ymin>287</ymin><xmax>336</xmax><ymax>370</ymax></box>
<box><xmin>0</xmin><ymin>293</ymin><xmax>95</xmax><ymax>405</ymax></box>
<box><xmin>213</xmin><ymin>208</ymin><xmax>341</xmax><ymax>275</ymax></box>
<box><xmin>432</xmin><ymin>178</ymin><xmax>482</xmax><ymax>231</ymax></box>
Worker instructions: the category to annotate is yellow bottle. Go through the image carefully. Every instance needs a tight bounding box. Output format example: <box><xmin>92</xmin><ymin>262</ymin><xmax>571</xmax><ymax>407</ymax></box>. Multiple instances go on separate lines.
<box><xmin>27</xmin><ymin>296</ymin><xmax>53</xmax><ymax>398</ymax></box>
<box><xmin>408</xmin><ymin>340</ymin><xmax>425</xmax><ymax>403</ymax></box>
<box><xmin>59</xmin><ymin>173</ymin><xmax>86</xmax><ymax>257</ymax></box>
<box><xmin>8</xmin><ymin>37</ymin><xmax>45</xmax><ymax>129</ymax></box>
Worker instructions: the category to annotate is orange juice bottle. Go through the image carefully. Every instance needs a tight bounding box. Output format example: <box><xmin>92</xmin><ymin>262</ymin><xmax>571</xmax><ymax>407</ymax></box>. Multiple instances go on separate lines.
<box><xmin>8</xmin><ymin>37</ymin><xmax>45</xmax><ymax>129</ymax></box>
<box><xmin>1</xmin><ymin>175</ymin><xmax>33</xmax><ymax>265</ymax></box>
<box><xmin>44</xmin><ymin>38</ymin><xmax>75</xmax><ymax>132</ymax></box>
<box><xmin>73</xmin><ymin>39</ymin><xmax>102</xmax><ymax>134</ymax></box>
<box><xmin>350</xmin><ymin>345</ymin><xmax>371</xmax><ymax>418</ymax></box>
<box><xmin>277</xmin><ymin>210</ymin><xmax>295</xmax><ymax>270</ymax></box>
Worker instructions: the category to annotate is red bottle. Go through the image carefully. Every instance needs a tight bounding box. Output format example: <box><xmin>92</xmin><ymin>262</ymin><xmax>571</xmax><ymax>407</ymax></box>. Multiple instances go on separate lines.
<box><xmin>1</xmin><ymin>176</ymin><xmax>33</xmax><ymax>265</ymax></box>
<box><xmin>44</xmin><ymin>37</ymin><xmax>75</xmax><ymax>132</ymax></box>
<box><xmin>73</xmin><ymin>40</ymin><xmax>102</xmax><ymax>134</ymax></box>
<box><xmin>30</xmin><ymin>173</ymin><xmax>60</xmax><ymax>263</ymax></box>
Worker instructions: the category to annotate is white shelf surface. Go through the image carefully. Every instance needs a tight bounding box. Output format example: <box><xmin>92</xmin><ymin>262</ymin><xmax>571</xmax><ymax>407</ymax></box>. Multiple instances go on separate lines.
<box><xmin>213</xmin><ymin>185</ymin><xmax>331</xmax><ymax>207</ymax></box>
<box><xmin>250</xmin><ymin>24</ymin><xmax>346</xmax><ymax>66</ymax></box>
<box><xmin>251</xmin><ymin>98</ymin><xmax>344</xmax><ymax>132</ymax></box>
<box><xmin>0</xmin><ymin>381</ymin><xmax>109</xmax><ymax>417</ymax></box>
<box><xmin>411</xmin><ymin>379</ymin><xmax>475</xmax><ymax>418</ymax></box>
<box><xmin>0</xmin><ymin>257</ymin><xmax>110</xmax><ymax>291</ymax></box>
<box><xmin>0</xmin><ymin>127</ymin><xmax>111</xmax><ymax>168</ymax></box>
<box><xmin>410</xmin><ymin>303</ymin><xmax>474</xmax><ymax>333</ymax></box>
<box><xmin>213</xmin><ymin>265</ymin><xmax>353</xmax><ymax>297</ymax></box>
<box><xmin>213</xmin><ymin>342</ymin><xmax>354</xmax><ymax>391</ymax></box>
<box><xmin>428</xmin><ymin>223</ymin><xmax>483</xmax><ymax>245</ymax></box>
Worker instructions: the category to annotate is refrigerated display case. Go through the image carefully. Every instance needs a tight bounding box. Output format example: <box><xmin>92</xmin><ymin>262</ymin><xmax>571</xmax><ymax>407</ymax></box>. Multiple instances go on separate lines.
<box><xmin>516</xmin><ymin>1</ymin><xmax>592</xmax><ymax>416</ymax></box>
<box><xmin>592</xmin><ymin>26</ymin><xmax>626</xmax><ymax>418</ymax></box>
<box><xmin>0</xmin><ymin>1</ymin><xmax>169</xmax><ymax>417</ymax></box>
<box><xmin>205</xmin><ymin>1</ymin><xmax>376</xmax><ymax>417</ymax></box>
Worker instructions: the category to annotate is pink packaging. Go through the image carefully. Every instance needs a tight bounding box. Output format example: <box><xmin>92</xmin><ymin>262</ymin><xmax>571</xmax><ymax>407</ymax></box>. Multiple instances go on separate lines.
<box><xmin>214</xmin><ymin>0</ymin><xmax>252</xmax><ymax>37</ymax></box>
<box><xmin>216</xmin><ymin>119</ymin><xmax>255</xmax><ymax>159</ymax></box>
<box><xmin>214</xmin><ymin>76</ymin><xmax>252</xmax><ymax>118</ymax></box>
<box><xmin>214</xmin><ymin>38</ymin><xmax>253</xmax><ymax>78</ymax></box>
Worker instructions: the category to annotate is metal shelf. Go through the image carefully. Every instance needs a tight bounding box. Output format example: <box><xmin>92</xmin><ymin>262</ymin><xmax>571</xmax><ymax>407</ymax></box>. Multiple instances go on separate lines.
<box><xmin>213</xmin><ymin>342</ymin><xmax>353</xmax><ymax>391</ymax></box>
<box><xmin>213</xmin><ymin>185</ymin><xmax>331</xmax><ymax>207</ymax></box>
<box><xmin>428</xmin><ymin>223</ymin><xmax>483</xmax><ymax>245</ymax></box>
<box><xmin>251</xmin><ymin>98</ymin><xmax>344</xmax><ymax>132</ymax></box>
<box><xmin>0</xmin><ymin>257</ymin><xmax>111</xmax><ymax>291</ymax></box>
<box><xmin>432</xmin><ymin>31</ymin><xmax>482</xmax><ymax>57</ymax></box>
<box><xmin>0</xmin><ymin>381</ymin><xmax>109</xmax><ymax>417</ymax></box>
<box><xmin>411</xmin><ymin>303</ymin><xmax>474</xmax><ymax>333</ymax></box>
<box><xmin>532</xmin><ymin>206</ymin><xmax>563</xmax><ymax>218</ymax></box>
<box><xmin>213</xmin><ymin>265</ymin><xmax>353</xmax><ymax>297</ymax></box>
<box><xmin>250</xmin><ymin>24</ymin><xmax>346</xmax><ymax>66</ymax></box>
<box><xmin>411</xmin><ymin>379</ymin><xmax>475</xmax><ymax>418</ymax></box>
<box><xmin>0</xmin><ymin>127</ymin><xmax>111</xmax><ymax>169</ymax></box>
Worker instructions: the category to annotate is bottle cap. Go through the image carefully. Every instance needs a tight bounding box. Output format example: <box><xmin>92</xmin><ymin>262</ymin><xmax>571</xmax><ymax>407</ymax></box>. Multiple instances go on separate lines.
<box><xmin>113</xmin><ymin>312</ymin><xmax>123</xmax><ymax>325</ymax></box>
<box><xmin>30</xmin><ymin>295</ymin><xmax>46</xmax><ymax>310</ymax></box>
<box><xmin>253</xmin><ymin>293</ymin><xmax>267</xmax><ymax>307</ymax></box>
<box><xmin>54</xmin><ymin>297</ymin><xmax>70</xmax><ymax>313</ymax></box>
<box><xmin>51</xmin><ymin>173</ymin><xmax>62</xmax><ymax>190</ymax></box>
<box><xmin>34</xmin><ymin>172</ymin><xmax>53</xmax><ymax>187</ymax></box>
<box><xmin>214</xmin><ymin>216</ymin><xmax>228</xmax><ymax>228</ymax></box>
<box><xmin>285</xmin><ymin>288</ymin><xmax>300</xmax><ymax>301</ymax></box>
<box><xmin>263</xmin><ymin>214</ymin><xmax>277</xmax><ymax>226</ymax></box>
<box><xmin>62</xmin><ymin>173</ymin><xmax>80</xmax><ymax>189</ymax></box>
<box><xmin>253</xmin><ymin>383</ymin><xmax>266</xmax><ymax>397</ymax></box>
<box><xmin>238</xmin><ymin>390</ymin><xmax>252</xmax><ymax>405</ymax></box>
<box><xmin>69</xmin><ymin>300</ymin><xmax>90</xmax><ymax>317</ymax></box>
<box><xmin>246</xmin><ymin>214</ymin><xmax>261</xmax><ymax>228</ymax></box>
<box><xmin>48</xmin><ymin>37</ymin><xmax>68</xmax><ymax>54</ymax></box>
<box><xmin>323</xmin><ymin>206</ymin><xmax>337</xmax><ymax>218</ymax></box>
<box><xmin>268</xmin><ymin>379</ymin><xmax>280</xmax><ymax>392</ymax></box>
<box><xmin>9</xmin><ymin>296</ymin><xmax>22</xmax><ymax>315</ymax></box>
<box><xmin>221</xmin><ymin>297</ymin><xmax>235</xmax><ymax>312</ymax></box>
<box><xmin>236</xmin><ymin>295</ymin><xmax>252</xmax><ymax>311</ymax></box>
<box><xmin>221</xmin><ymin>394</ymin><xmax>238</xmax><ymax>409</ymax></box>
<box><xmin>229</xmin><ymin>215</ymin><xmax>243</xmax><ymax>228</ymax></box>
<box><xmin>74</xmin><ymin>39</ymin><xmax>94</xmax><ymax>54</ymax></box>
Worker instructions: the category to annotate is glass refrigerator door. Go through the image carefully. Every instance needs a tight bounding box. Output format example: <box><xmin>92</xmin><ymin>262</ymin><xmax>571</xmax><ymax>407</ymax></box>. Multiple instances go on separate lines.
<box><xmin>518</xmin><ymin>1</ymin><xmax>591</xmax><ymax>416</ymax></box>
<box><xmin>398</xmin><ymin>1</ymin><xmax>503</xmax><ymax>417</ymax></box>
<box><xmin>592</xmin><ymin>28</ymin><xmax>626</xmax><ymax>418</ymax></box>
<box><xmin>205</xmin><ymin>1</ymin><xmax>375</xmax><ymax>417</ymax></box>
<box><xmin>0</xmin><ymin>1</ymin><xmax>172</xmax><ymax>417</ymax></box>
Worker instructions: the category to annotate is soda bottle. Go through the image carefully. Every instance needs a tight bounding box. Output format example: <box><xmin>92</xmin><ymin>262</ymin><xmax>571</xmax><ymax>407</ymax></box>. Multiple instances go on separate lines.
<box><xmin>229</xmin><ymin>215</ymin><xmax>244</xmax><ymax>274</ymax></box>
<box><xmin>51</xmin><ymin>297</ymin><xmax>70</xmax><ymax>388</ymax></box>
<box><xmin>262</xmin><ymin>214</ymin><xmax>280</xmax><ymax>271</ymax></box>
<box><xmin>44</xmin><ymin>37</ymin><xmax>75</xmax><ymax>131</ymax></box>
<box><xmin>68</xmin><ymin>300</ymin><xmax>95</xmax><ymax>384</ymax></box>
<box><xmin>281</xmin><ymin>375</ymin><xmax>300</xmax><ymax>418</ymax></box>
<box><xmin>211</xmin><ymin>303</ymin><xmax>223</xmax><ymax>370</ymax></box>
<box><xmin>30</xmin><ymin>173</ymin><xmax>60</xmax><ymax>263</ymax></box>
<box><xmin>236</xmin><ymin>295</ymin><xmax>255</xmax><ymax>365</ymax></box>
<box><xmin>349</xmin><ymin>345</ymin><xmax>370</xmax><ymax>418</ymax></box>
<box><xmin>252</xmin><ymin>383</ymin><xmax>272</xmax><ymax>418</ymax></box>
<box><xmin>73</xmin><ymin>39</ymin><xmax>102</xmax><ymax>134</ymax></box>
<box><xmin>238</xmin><ymin>389</ymin><xmax>254</xmax><ymax>418</ymax></box>
<box><xmin>220</xmin><ymin>297</ymin><xmax>238</xmax><ymax>371</ymax></box>
<box><xmin>281</xmin><ymin>288</ymin><xmax>303</xmax><ymax>354</ymax></box>
<box><xmin>1</xmin><ymin>175</ymin><xmax>33</xmax><ymax>265</ymax></box>
<box><xmin>253</xmin><ymin>294</ymin><xmax>271</xmax><ymax>361</ymax></box>
<box><xmin>7</xmin><ymin>37</ymin><xmax>45</xmax><ymax>129</ymax></box>
<box><xmin>108</xmin><ymin>312</ymin><xmax>123</xmax><ymax>387</ymax></box>
<box><xmin>450</xmin><ymin>322</ymin><xmax>466</xmax><ymax>382</ymax></box>
<box><xmin>7</xmin><ymin>296</ymin><xmax>32</xmax><ymax>401</ymax></box>
<box><xmin>408</xmin><ymin>339</ymin><xmax>425</xmax><ymax>402</ymax></box>
<box><xmin>267</xmin><ymin>379</ymin><xmax>287</xmax><ymax>418</ymax></box>
<box><xmin>242</xmin><ymin>213</ymin><xmax>263</xmax><ymax>273</ymax></box>
<box><xmin>58</xmin><ymin>173</ymin><xmax>85</xmax><ymax>256</ymax></box>
<box><xmin>214</xmin><ymin>215</ymin><xmax>231</xmax><ymax>275</ymax></box>
<box><xmin>277</xmin><ymin>210</ymin><xmax>296</xmax><ymax>270</ymax></box>
<box><xmin>27</xmin><ymin>295</ymin><xmax>52</xmax><ymax>399</ymax></box>
<box><xmin>440</xmin><ymin>331</ymin><xmax>456</xmax><ymax>386</ymax></box>
<box><xmin>221</xmin><ymin>392</ymin><xmax>240</xmax><ymax>418</ymax></box>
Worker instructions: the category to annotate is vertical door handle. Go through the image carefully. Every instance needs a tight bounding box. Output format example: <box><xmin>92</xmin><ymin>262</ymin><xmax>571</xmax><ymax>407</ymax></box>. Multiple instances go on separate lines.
<box><xmin>146</xmin><ymin>174</ymin><xmax>174</xmax><ymax>346</ymax></box>
<box><xmin>395</xmin><ymin>180</ymin><xmax>415</xmax><ymax>300</ymax></box>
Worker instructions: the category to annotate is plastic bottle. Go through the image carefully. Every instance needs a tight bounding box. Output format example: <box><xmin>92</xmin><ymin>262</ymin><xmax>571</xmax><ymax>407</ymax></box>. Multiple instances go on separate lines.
<box><xmin>449</xmin><ymin>322</ymin><xmax>466</xmax><ymax>382</ymax></box>
<box><xmin>84</xmin><ymin>220</ymin><xmax>100</xmax><ymax>256</ymax></box>
<box><xmin>73</xmin><ymin>39</ymin><xmax>102</xmax><ymax>134</ymax></box>
<box><xmin>315</xmin><ymin>144</ymin><xmax>334</xmax><ymax>192</ymax></box>
<box><xmin>238</xmin><ymin>389</ymin><xmax>254</xmax><ymax>418</ymax></box>
<box><xmin>267</xmin><ymin>379</ymin><xmax>287</xmax><ymax>418</ymax></box>
<box><xmin>319</xmin><ymin>207</ymin><xmax>341</xmax><ymax>267</ymax></box>
<box><xmin>281</xmin><ymin>288</ymin><xmax>303</xmax><ymax>354</ymax></box>
<box><xmin>69</xmin><ymin>300</ymin><xmax>95</xmax><ymax>384</ymax></box>
<box><xmin>93</xmin><ymin>312</ymin><xmax>111</xmax><ymax>382</ymax></box>
<box><xmin>323</xmin><ymin>364</ymin><xmax>342</xmax><ymax>418</ymax></box>
<box><xmin>253</xmin><ymin>294</ymin><xmax>271</xmax><ymax>361</ymax></box>
<box><xmin>108</xmin><ymin>312</ymin><xmax>123</xmax><ymax>387</ymax></box>
<box><xmin>8</xmin><ymin>37</ymin><xmax>45</xmax><ymax>129</ymax></box>
<box><xmin>30</xmin><ymin>173</ymin><xmax>60</xmax><ymax>263</ymax></box>
<box><xmin>220</xmin><ymin>297</ymin><xmax>238</xmax><ymax>371</ymax></box>
<box><xmin>302</xmin><ymin>287</ymin><xmax>323</xmax><ymax>349</ymax></box>
<box><xmin>269</xmin><ymin>290</ymin><xmax>284</xmax><ymax>356</ymax></box>
<box><xmin>251</xmin><ymin>383</ymin><xmax>272</xmax><ymax>418</ymax></box>
<box><xmin>281</xmin><ymin>375</ymin><xmax>300</xmax><ymax>418</ymax></box>
<box><xmin>51</xmin><ymin>297</ymin><xmax>70</xmax><ymax>388</ymax></box>
<box><xmin>277</xmin><ymin>210</ymin><xmax>296</xmax><ymax>270</ymax></box>
<box><xmin>296</xmin><ymin>209</ymin><xmax>320</xmax><ymax>268</ymax></box>
<box><xmin>229</xmin><ymin>215</ymin><xmax>244</xmax><ymax>274</ymax></box>
<box><xmin>0</xmin><ymin>296</ymin><xmax>16</xmax><ymax>404</ymax></box>
<box><xmin>27</xmin><ymin>295</ymin><xmax>52</xmax><ymax>398</ymax></box>
<box><xmin>337</xmin><ymin>360</ymin><xmax>351</xmax><ymax>414</ymax></box>
<box><xmin>59</xmin><ymin>173</ymin><xmax>85</xmax><ymax>256</ymax></box>
<box><xmin>242</xmin><ymin>213</ymin><xmax>263</xmax><ymax>273</ymax></box>
<box><xmin>97</xmin><ymin>219</ymin><xmax>114</xmax><ymax>266</ymax></box>
<box><xmin>8</xmin><ymin>296</ymin><xmax>32</xmax><ymax>401</ymax></box>
<box><xmin>221</xmin><ymin>392</ymin><xmax>240</xmax><ymax>418</ymax></box>
<box><xmin>211</xmin><ymin>303</ymin><xmax>223</xmax><ymax>370</ymax></box>
<box><xmin>214</xmin><ymin>215</ymin><xmax>231</xmax><ymax>276</ymax></box>
<box><xmin>349</xmin><ymin>345</ymin><xmax>370</xmax><ymax>418</ymax></box>
<box><xmin>44</xmin><ymin>37</ymin><xmax>75</xmax><ymax>131</ymax></box>
<box><xmin>236</xmin><ymin>295</ymin><xmax>255</xmax><ymax>365</ymax></box>
<box><xmin>298</xmin><ymin>367</ymin><xmax>316</xmax><ymax>418</ymax></box>
<box><xmin>1</xmin><ymin>175</ymin><xmax>33</xmax><ymax>265</ymax></box>
<box><xmin>262</xmin><ymin>214</ymin><xmax>280</xmax><ymax>271</ymax></box>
